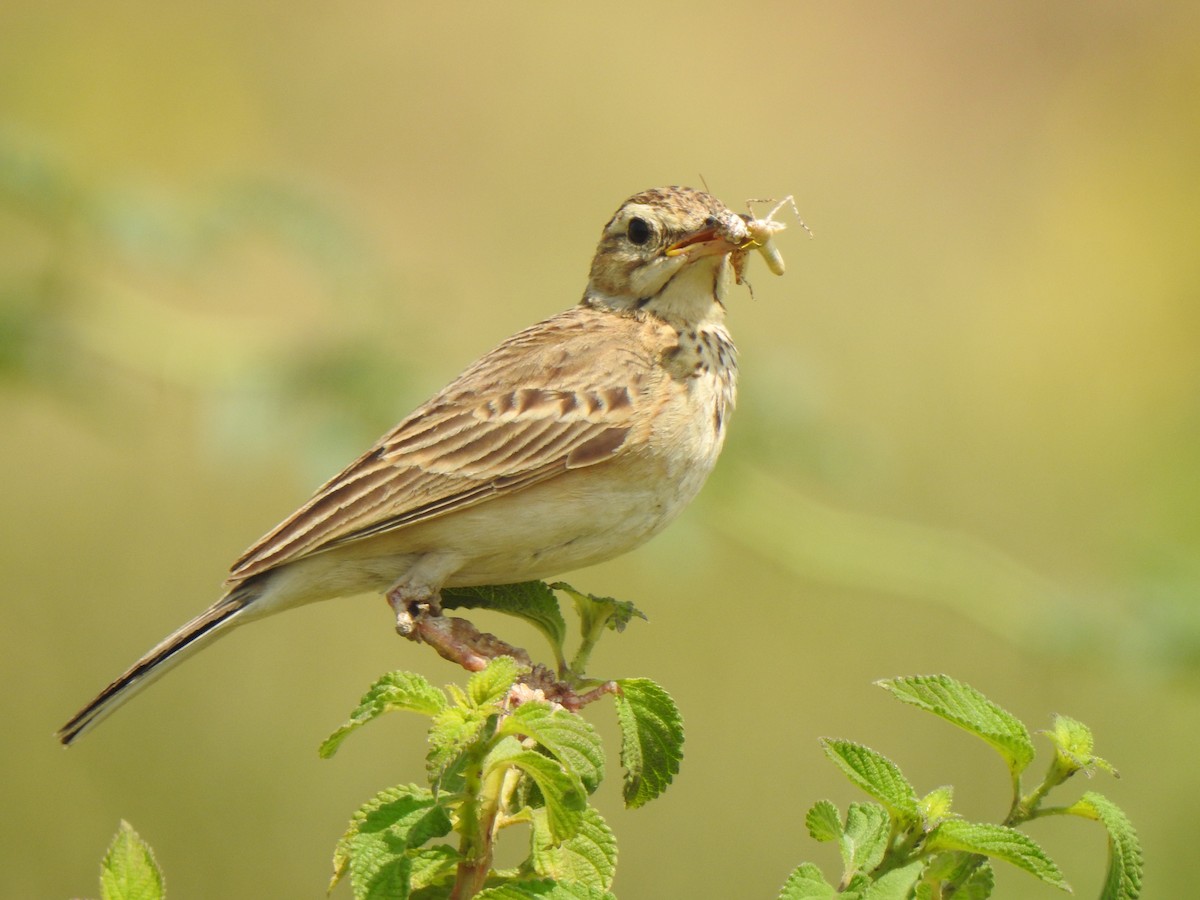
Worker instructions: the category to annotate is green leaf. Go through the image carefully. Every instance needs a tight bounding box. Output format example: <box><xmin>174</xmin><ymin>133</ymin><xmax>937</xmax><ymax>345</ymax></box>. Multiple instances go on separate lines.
<box><xmin>1043</xmin><ymin>715</ymin><xmax>1118</xmax><ymax>778</ymax></box>
<box><xmin>348</xmin><ymin>845</ymin><xmax>411</xmax><ymax>900</ymax></box>
<box><xmin>859</xmin><ymin>859</ymin><xmax>924</xmax><ymax>900</ymax></box>
<box><xmin>99</xmin><ymin>821</ymin><xmax>165</xmax><ymax>900</ymax></box>
<box><xmin>841</xmin><ymin>802</ymin><xmax>889</xmax><ymax>877</ymax></box>
<box><xmin>1065</xmin><ymin>791</ymin><xmax>1143</xmax><ymax>900</ymax></box>
<box><xmin>530</xmin><ymin>806</ymin><xmax>617</xmax><ymax>890</ymax></box>
<box><xmin>484</xmin><ymin>741</ymin><xmax>586</xmax><ymax>842</ymax></box>
<box><xmin>819</xmin><ymin>739</ymin><xmax>920</xmax><ymax>820</ymax></box>
<box><xmin>805</xmin><ymin>800</ymin><xmax>842</xmax><ymax>842</ymax></box>
<box><xmin>426</xmin><ymin>706</ymin><xmax>485</xmax><ymax>787</ymax></box>
<box><xmin>919</xmin><ymin>852</ymin><xmax>995</xmax><ymax>898</ymax></box>
<box><xmin>499</xmin><ymin>702</ymin><xmax>605</xmax><ymax>793</ymax></box>
<box><xmin>330</xmin><ymin>785</ymin><xmax>454</xmax><ymax>894</ymax></box>
<box><xmin>613</xmin><ymin>678</ymin><xmax>684</xmax><ymax>808</ymax></box>
<box><xmin>777</xmin><ymin>862</ymin><xmax>838</xmax><ymax>899</ymax></box>
<box><xmin>320</xmin><ymin>671</ymin><xmax>446</xmax><ymax>758</ymax></box>
<box><xmin>442</xmin><ymin>582</ymin><xmax>568</xmax><ymax>662</ymax></box>
<box><xmin>919</xmin><ymin>785</ymin><xmax>954</xmax><ymax>826</ymax></box>
<box><xmin>956</xmin><ymin>863</ymin><xmax>996</xmax><ymax>900</ymax></box>
<box><xmin>408</xmin><ymin>846</ymin><xmax>459</xmax><ymax>893</ymax></box>
<box><xmin>925</xmin><ymin>820</ymin><xmax>1068</xmax><ymax>890</ymax></box>
<box><xmin>877</xmin><ymin>675</ymin><xmax>1035</xmax><ymax>778</ymax></box>
<box><xmin>550</xmin><ymin>581</ymin><xmax>647</xmax><ymax>635</ymax></box>
<box><xmin>467</xmin><ymin>656</ymin><xmax>524</xmax><ymax>708</ymax></box>
<box><xmin>475</xmin><ymin>879</ymin><xmax>615</xmax><ymax>899</ymax></box>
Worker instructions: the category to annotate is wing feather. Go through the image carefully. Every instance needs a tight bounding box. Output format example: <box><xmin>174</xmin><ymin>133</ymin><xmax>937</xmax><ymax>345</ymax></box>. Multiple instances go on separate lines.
<box><xmin>227</xmin><ymin>306</ymin><xmax>667</xmax><ymax>584</ymax></box>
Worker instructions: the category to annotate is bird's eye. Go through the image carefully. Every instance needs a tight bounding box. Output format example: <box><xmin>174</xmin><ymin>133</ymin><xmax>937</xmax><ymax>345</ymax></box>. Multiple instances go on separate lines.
<box><xmin>627</xmin><ymin>217</ymin><xmax>652</xmax><ymax>246</ymax></box>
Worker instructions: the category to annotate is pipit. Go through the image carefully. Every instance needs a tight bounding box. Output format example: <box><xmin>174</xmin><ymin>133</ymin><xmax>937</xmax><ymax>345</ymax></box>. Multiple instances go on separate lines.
<box><xmin>57</xmin><ymin>185</ymin><xmax>790</xmax><ymax>745</ymax></box>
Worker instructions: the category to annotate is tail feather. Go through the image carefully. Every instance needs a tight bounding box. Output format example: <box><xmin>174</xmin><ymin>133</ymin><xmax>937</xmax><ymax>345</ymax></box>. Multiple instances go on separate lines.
<box><xmin>57</xmin><ymin>589</ymin><xmax>256</xmax><ymax>746</ymax></box>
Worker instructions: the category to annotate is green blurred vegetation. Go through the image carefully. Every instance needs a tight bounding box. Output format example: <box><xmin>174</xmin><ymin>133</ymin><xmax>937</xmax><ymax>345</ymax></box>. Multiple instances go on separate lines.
<box><xmin>3</xmin><ymin>2</ymin><xmax>1198</xmax><ymax>898</ymax></box>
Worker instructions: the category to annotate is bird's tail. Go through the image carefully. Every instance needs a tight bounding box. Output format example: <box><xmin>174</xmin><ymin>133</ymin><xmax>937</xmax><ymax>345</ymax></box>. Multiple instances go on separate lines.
<box><xmin>56</xmin><ymin>586</ymin><xmax>259</xmax><ymax>746</ymax></box>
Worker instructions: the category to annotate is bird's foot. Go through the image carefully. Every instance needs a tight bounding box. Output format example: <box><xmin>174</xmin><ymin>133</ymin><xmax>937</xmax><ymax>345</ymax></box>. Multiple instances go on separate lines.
<box><xmin>388</xmin><ymin>584</ymin><xmax>532</xmax><ymax>672</ymax></box>
<box><xmin>388</xmin><ymin>584</ymin><xmax>443</xmax><ymax>637</ymax></box>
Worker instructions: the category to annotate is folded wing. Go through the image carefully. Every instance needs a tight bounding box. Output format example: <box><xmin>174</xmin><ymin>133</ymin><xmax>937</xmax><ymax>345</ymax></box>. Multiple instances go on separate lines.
<box><xmin>227</xmin><ymin>307</ymin><xmax>660</xmax><ymax>584</ymax></box>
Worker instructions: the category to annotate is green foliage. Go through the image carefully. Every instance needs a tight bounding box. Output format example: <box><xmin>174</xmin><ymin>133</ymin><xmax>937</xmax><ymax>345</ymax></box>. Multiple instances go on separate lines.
<box><xmin>778</xmin><ymin>862</ymin><xmax>837</xmax><ymax>899</ymax></box>
<box><xmin>528</xmin><ymin>807</ymin><xmax>617</xmax><ymax>890</ymax></box>
<box><xmin>82</xmin><ymin>618</ymin><xmax>1136</xmax><ymax>900</ymax></box>
<box><xmin>924</xmin><ymin>820</ymin><xmax>1066</xmax><ymax>889</ymax></box>
<box><xmin>498</xmin><ymin>703</ymin><xmax>605</xmax><ymax>793</ymax></box>
<box><xmin>98</xmin><ymin>821</ymin><xmax>165</xmax><ymax>900</ymax></box>
<box><xmin>781</xmin><ymin>675</ymin><xmax>1141</xmax><ymax>900</ymax></box>
<box><xmin>549</xmin><ymin>583</ymin><xmax>647</xmax><ymax>677</ymax></box>
<box><xmin>877</xmin><ymin>675</ymin><xmax>1035</xmax><ymax>781</ymax></box>
<box><xmin>1065</xmin><ymin>792</ymin><xmax>1144</xmax><ymax>900</ymax></box>
<box><xmin>320</xmin><ymin>671</ymin><xmax>448</xmax><ymax>758</ymax></box>
<box><xmin>819</xmin><ymin>741</ymin><xmax>919</xmax><ymax>822</ymax></box>
<box><xmin>612</xmin><ymin>678</ymin><xmax>684</xmax><ymax>809</ymax></box>
<box><xmin>473</xmin><ymin>882</ymin><xmax>615</xmax><ymax>899</ymax></box>
<box><xmin>323</xmin><ymin>581</ymin><xmax>680</xmax><ymax>900</ymax></box>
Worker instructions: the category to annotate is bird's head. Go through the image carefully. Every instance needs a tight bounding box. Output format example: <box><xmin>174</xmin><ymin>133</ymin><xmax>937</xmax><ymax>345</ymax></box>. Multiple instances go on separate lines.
<box><xmin>585</xmin><ymin>186</ymin><xmax>749</xmax><ymax>320</ymax></box>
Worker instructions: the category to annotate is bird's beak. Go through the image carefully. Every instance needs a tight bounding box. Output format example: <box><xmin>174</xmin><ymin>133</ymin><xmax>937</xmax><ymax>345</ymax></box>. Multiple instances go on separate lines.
<box><xmin>665</xmin><ymin>226</ymin><xmax>740</xmax><ymax>260</ymax></box>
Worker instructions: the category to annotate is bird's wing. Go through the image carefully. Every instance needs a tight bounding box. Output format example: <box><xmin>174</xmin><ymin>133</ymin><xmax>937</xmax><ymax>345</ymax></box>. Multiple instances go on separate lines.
<box><xmin>227</xmin><ymin>306</ymin><xmax>665</xmax><ymax>583</ymax></box>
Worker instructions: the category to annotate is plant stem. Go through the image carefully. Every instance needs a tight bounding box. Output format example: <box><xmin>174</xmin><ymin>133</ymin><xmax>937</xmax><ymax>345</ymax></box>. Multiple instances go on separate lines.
<box><xmin>450</xmin><ymin>748</ymin><xmax>508</xmax><ymax>899</ymax></box>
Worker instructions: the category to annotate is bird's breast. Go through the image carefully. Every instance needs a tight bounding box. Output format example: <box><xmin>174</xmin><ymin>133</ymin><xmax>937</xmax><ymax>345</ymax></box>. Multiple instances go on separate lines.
<box><xmin>647</xmin><ymin>323</ymin><xmax>737</xmax><ymax>497</ymax></box>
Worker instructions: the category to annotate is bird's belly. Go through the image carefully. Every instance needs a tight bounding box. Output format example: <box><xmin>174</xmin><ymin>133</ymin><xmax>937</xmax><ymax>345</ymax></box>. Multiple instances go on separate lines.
<box><xmin>430</xmin><ymin>458</ymin><xmax>703</xmax><ymax>586</ymax></box>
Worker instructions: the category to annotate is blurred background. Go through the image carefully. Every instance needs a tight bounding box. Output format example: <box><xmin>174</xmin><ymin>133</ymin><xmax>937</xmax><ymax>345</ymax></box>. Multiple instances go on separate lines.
<box><xmin>3</xmin><ymin>2</ymin><xmax>1197</xmax><ymax>897</ymax></box>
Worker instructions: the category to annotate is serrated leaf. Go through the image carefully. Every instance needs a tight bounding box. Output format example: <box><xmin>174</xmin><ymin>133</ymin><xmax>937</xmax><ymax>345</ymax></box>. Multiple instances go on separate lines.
<box><xmin>1044</xmin><ymin>715</ymin><xmax>1117</xmax><ymax>778</ymax></box>
<box><xmin>842</xmin><ymin>802</ymin><xmax>889</xmax><ymax>876</ymax></box>
<box><xmin>550</xmin><ymin>582</ymin><xmax>647</xmax><ymax>635</ymax></box>
<box><xmin>878</xmin><ymin>675</ymin><xmax>1035</xmax><ymax>777</ymax></box>
<box><xmin>442</xmin><ymin>582</ymin><xmax>568</xmax><ymax>660</ymax></box>
<box><xmin>466</xmin><ymin>656</ymin><xmax>524</xmax><ymax>708</ymax></box>
<box><xmin>920</xmin><ymin>785</ymin><xmax>954</xmax><ymax>826</ymax></box>
<box><xmin>475</xmin><ymin>879</ymin><xmax>615</xmax><ymax>899</ymax></box>
<box><xmin>859</xmin><ymin>859</ymin><xmax>924</xmax><ymax>900</ymax></box>
<box><xmin>777</xmin><ymin>862</ymin><xmax>838</xmax><ymax>899</ymax></box>
<box><xmin>499</xmin><ymin>702</ymin><xmax>605</xmax><ymax>793</ymax></box>
<box><xmin>348</xmin><ymin>842</ymin><xmax>411</xmax><ymax>900</ymax></box>
<box><xmin>920</xmin><ymin>851</ymin><xmax>994</xmax><ymax>898</ymax></box>
<box><xmin>321</xmin><ymin>671</ymin><xmax>447</xmax><ymax>758</ymax></box>
<box><xmin>331</xmin><ymin>784</ymin><xmax>453</xmax><ymax>893</ymax></box>
<box><xmin>844</xmin><ymin>872</ymin><xmax>870</xmax><ymax>894</ymax></box>
<box><xmin>530</xmin><ymin>806</ymin><xmax>617</xmax><ymax>889</ymax></box>
<box><xmin>805</xmin><ymin>800</ymin><xmax>842</xmax><ymax>842</ymax></box>
<box><xmin>820</xmin><ymin>739</ymin><xmax>919</xmax><ymax>820</ymax></box>
<box><xmin>926</xmin><ymin>820</ymin><xmax>1068</xmax><ymax>890</ymax></box>
<box><xmin>1066</xmin><ymin>791</ymin><xmax>1143</xmax><ymax>900</ymax></box>
<box><xmin>408</xmin><ymin>845</ymin><xmax>460</xmax><ymax>892</ymax></box>
<box><xmin>99</xmin><ymin>821</ymin><xmax>165</xmax><ymax>900</ymax></box>
<box><xmin>410</xmin><ymin>885</ymin><xmax>454</xmax><ymax>900</ymax></box>
<box><xmin>426</xmin><ymin>706</ymin><xmax>484</xmax><ymax>786</ymax></box>
<box><xmin>957</xmin><ymin>863</ymin><xmax>996</xmax><ymax>900</ymax></box>
<box><xmin>485</xmin><ymin>742</ymin><xmax>586</xmax><ymax>842</ymax></box>
<box><xmin>613</xmin><ymin>678</ymin><xmax>684</xmax><ymax>808</ymax></box>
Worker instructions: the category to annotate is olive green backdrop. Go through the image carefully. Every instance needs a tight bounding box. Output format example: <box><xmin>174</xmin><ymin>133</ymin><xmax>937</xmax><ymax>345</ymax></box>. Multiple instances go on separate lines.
<box><xmin>3</xmin><ymin>2</ymin><xmax>1197</xmax><ymax>897</ymax></box>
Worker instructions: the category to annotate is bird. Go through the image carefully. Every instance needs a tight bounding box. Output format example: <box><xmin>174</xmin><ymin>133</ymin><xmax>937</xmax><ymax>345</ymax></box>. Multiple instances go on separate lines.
<box><xmin>57</xmin><ymin>185</ymin><xmax>778</xmax><ymax>745</ymax></box>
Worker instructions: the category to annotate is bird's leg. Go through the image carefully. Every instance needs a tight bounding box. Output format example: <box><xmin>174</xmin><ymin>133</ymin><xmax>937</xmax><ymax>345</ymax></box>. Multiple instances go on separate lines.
<box><xmin>387</xmin><ymin>583</ymin><xmax>442</xmax><ymax>637</ymax></box>
<box><xmin>386</xmin><ymin>584</ymin><xmax>533</xmax><ymax>673</ymax></box>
